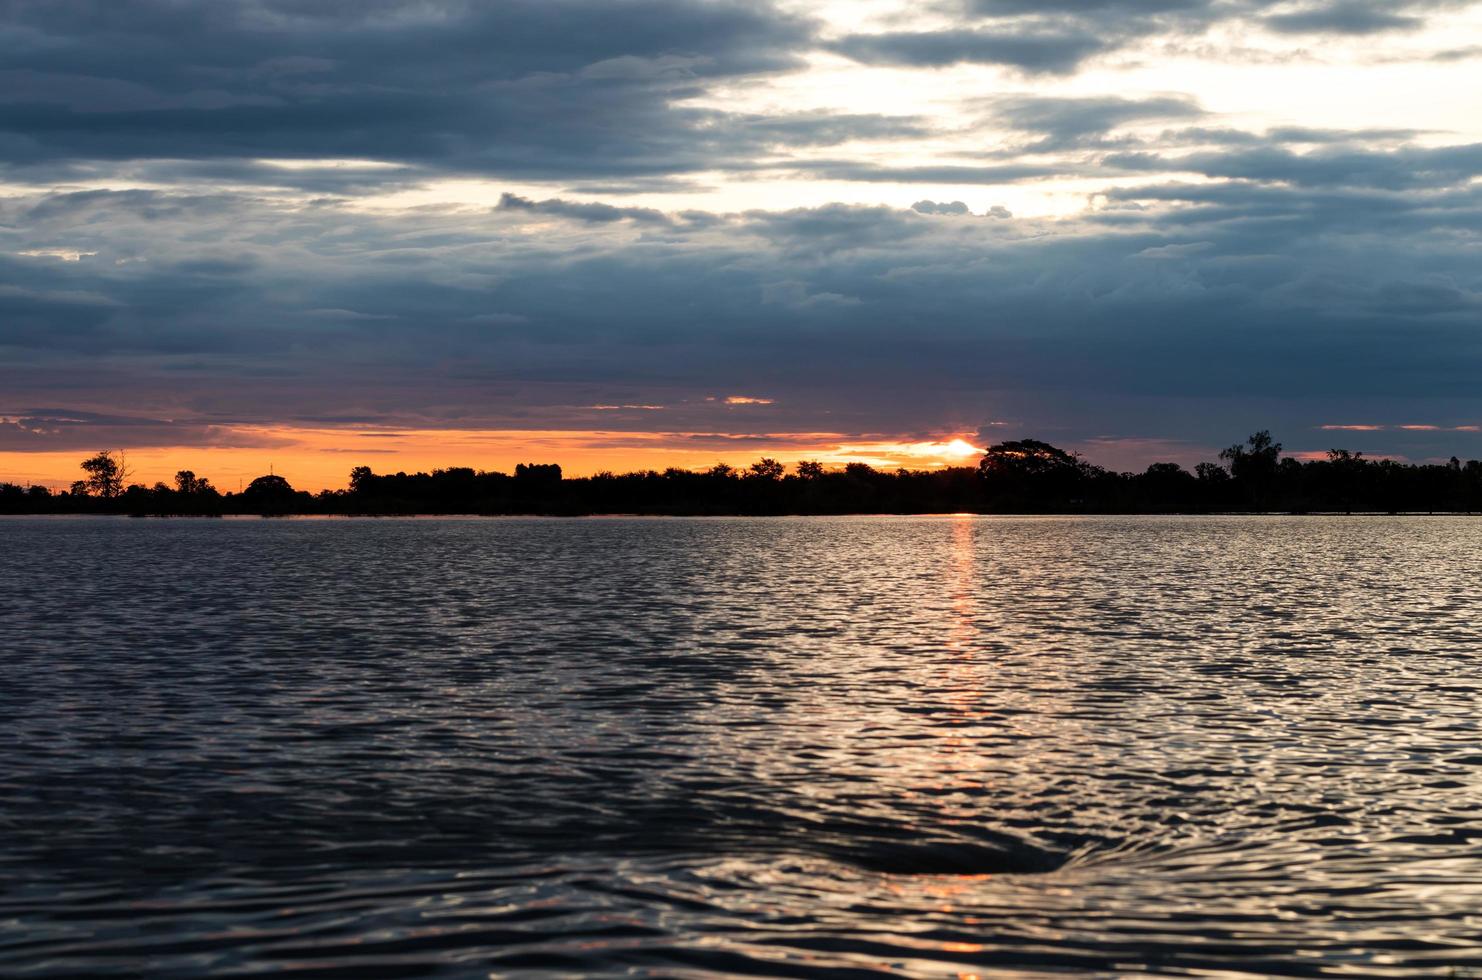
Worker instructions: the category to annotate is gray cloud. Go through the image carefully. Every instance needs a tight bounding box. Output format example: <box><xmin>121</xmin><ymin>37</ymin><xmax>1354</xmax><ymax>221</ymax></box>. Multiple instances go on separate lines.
<box><xmin>964</xmin><ymin>0</ymin><xmax>1475</xmax><ymax>34</ymax></box>
<box><xmin>1106</xmin><ymin>142</ymin><xmax>1482</xmax><ymax>189</ymax></box>
<box><xmin>794</xmin><ymin>161</ymin><xmax>1064</xmax><ymax>183</ymax></box>
<box><xmin>498</xmin><ymin>193</ymin><xmax>673</xmax><ymax>226</ymax></box>
<box><xmin>911</xmin><ymin>200</ymin><xmax>1014</xmax><ymax>218</ymax></box>
<box><xmin>3</xmin><ymin>0</ymin><xmax>1482</xmax><ymax>470</ymax></box>
<box><xmin>981</xmin><ymin>95</ymin><xmax>1206</xmax><ymax>150</ymax></box>
<box><xmin>3</xmin><ymin>167</ymin><xmax>1481</xmax><ymax>462</ymax></box>
<box><xmin>0</xmin><ymin>410</ymin><xmax>293</xmax><ymax>453</ymax></box>
<box><xmin>828</xmin><ymin>28</ymin><xmax>1109</xmax><ymax>74</ymax></box>
<box><xmin>912</xmin><ymin>200</ymin><xmax>971</xmax><ymax>215</ymax></box>
<box><xmin>831</xmin><ymin>0</ymin><xmax>1477</xmax><ymax>74</ymax></box>
<box><xmin>0</xmin><ymin>0</ymin><xmax>914</xmax><ymax>181</ymax></box>
<box><xmin>1262</xmin><ymin>1</ymin><xmax>1428</xmax><ymax>34</ymax></box>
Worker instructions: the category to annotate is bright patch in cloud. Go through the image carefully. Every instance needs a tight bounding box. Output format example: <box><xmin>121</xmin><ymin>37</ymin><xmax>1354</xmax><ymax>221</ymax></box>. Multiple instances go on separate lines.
<box><xmin>18</xmin><ymin>249</ymin><xmax>97</xmax><ymax>262</ymax></box>
<box><xmin>822</xmin><ymin>438</ymin><xmax>985</xmax><ymax>468</ymax></box>
<box><xmin>941</xmin><ymin>438</ymin><xmax>984</xmax><ymax>458</ymax></box>
<box><xmin>255</xmin><ymin>158</ymin><xmax>407</xmax><ymax>171</ymax></box>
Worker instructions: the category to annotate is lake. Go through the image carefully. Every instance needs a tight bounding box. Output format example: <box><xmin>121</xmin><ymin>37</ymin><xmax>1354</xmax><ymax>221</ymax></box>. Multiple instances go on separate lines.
<box><xmin>3</xmin><ymin>515</ymin><xmax>1481</xmax><ymax>977</ymax></box>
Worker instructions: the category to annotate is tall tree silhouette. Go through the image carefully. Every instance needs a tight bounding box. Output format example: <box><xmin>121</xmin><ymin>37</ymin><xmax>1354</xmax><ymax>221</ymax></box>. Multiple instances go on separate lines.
<box><xmin>79</xmin><ymin>451</ymin><xmax>129</xmax><ymax>498</ymax></box>
<box><xmin>1221</xmin><ymin>431</ymin><xmax>1283</xmax><ymax>509</ymax></box>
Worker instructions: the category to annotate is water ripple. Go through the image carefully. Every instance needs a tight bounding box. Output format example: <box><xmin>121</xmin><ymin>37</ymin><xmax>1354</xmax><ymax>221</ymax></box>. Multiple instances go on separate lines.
<box><xmin>3</xmin><ymin>515</ymin><xmax>1481</xmax><ymax>977</ymax></box>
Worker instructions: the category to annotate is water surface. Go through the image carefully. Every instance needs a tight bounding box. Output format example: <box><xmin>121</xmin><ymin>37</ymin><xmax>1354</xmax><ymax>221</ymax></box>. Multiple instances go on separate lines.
<box><xmin>3</xmin><ymin>516</ymin><xmax>1481</xmax><ymax>977</ymax></box>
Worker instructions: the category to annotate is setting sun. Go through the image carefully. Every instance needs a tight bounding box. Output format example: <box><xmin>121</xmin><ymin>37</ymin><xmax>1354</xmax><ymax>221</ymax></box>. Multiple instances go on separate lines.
<box><xmin>943</xmin><ymin>439</ymin><xmax>985</xmax><ymax>459</ymax></box>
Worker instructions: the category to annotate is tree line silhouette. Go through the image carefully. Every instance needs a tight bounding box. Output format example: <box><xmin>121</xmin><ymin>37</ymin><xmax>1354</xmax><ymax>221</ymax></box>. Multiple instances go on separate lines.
<box><xmin>3</xmin><ymin>433</ymin><xmax>1482</xmax><ymax>516</ymax></box>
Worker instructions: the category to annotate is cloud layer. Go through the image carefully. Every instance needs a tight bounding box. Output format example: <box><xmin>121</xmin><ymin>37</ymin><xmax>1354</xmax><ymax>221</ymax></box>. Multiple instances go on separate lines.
<box><xmin>2</xmin><ymin>0</ymin><xmax>1481</xmax><ymax>476</ymax></box>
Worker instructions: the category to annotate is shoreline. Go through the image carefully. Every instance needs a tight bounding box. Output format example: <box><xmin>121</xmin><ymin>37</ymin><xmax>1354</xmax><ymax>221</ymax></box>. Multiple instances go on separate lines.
<box><xmin>3</xmin><ymin>510</ymin><xmax>1479</xmax><ymax>520</ymax></box>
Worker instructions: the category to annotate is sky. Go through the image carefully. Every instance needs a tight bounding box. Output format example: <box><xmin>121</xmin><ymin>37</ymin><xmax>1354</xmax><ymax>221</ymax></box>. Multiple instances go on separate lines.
<box><xmin>2</xmin><ymin>0</ymin><xmax>1481</xmax><ymax>491</ymax></box>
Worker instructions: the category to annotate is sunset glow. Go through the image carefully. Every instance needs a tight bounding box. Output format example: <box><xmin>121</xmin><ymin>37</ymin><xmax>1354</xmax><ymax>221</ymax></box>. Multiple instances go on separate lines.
<box><xmin>3</xmin><ymin>0</ymin><xmax>1482</xmax><ymax>482</ymax></box>
<box><xmin>0</xmin><ymin>427</ymin><xmax>995</xmax><ymax>493</ymax></box>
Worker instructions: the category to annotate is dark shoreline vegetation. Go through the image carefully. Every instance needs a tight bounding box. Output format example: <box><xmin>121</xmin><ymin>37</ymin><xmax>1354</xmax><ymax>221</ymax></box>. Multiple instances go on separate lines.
<box><xmin>4</xmin><ymin>432</ymin><xmax>1482</xmax><ymax>517</ymax></box>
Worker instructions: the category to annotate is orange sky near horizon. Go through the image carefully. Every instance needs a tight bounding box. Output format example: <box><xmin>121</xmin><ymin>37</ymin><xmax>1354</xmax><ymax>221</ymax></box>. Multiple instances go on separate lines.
<box><xmin>0</xmin><ymin>426</ymin><xmax>988</xmax><ymax>493</ymax></box>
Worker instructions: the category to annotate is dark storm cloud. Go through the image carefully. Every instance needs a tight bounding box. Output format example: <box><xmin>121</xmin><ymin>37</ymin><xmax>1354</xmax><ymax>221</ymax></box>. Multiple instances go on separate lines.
<box><xmin>981</xmin><ymin>95</ymin><xmax>1206</xmax><ymax>150</ymax></box>
<box><xmin>737</xmin><ymin>112</ymin><xmax>934</xmax><ymax>146</ymax></box>
<box><xmin>1261</xmin><ymin>1</ymin><xmax>1427</xmax><ymax>34</ymax></box>
<box><xmin>831</xmin><ymin>0</ymin><xmax>1473</xmax><ymax>74</ymax></box>
<box><xmin>740</xmin><ymin>204</ymin><xmax>932</xmax><ymax>254</ymax></box>
<box><xmin>1062</xmin><ymin>125</ymin><xmax>1428</xmax><ymax>153</ymax></box>
<box><xmin>911</xmin><ymin>200</ymin><xmax>972</xmax><ymax>215</ymax></box>
<box><xmin>1106</xmin><ymin>141</ymin><xmax>1482</xmax><ymax>189</ymax></box>
<box><xmin>913</xmin><ymin>115</ymin><xmax>1425</xmax><ymax>187</ymax></box>
<box><xmin>3</xmin><ymin>1</ymin><xmax>1481</xmax><ymax>465</ymax></box>
<box><xmin>961</xmin><ymin>0</ymin><xmax>1474</xmax><ymax>34</ymax></box>
<box><xmin>5</xmin><ymin>147</ymin><xmax>1482</xmax><ymax>459</ymax></box>
<box><xmin>1427</xmin><ymin>44</ymin><xmax>1482</xmax><ymax>61</ymax></box>
<box><xmin>498</xmin><ymin>193</ymin><xmax>673</xmax><ymax>226</ymax></box>
<box><xmin>0</xmin><ymin>410</ymin><xmax>292</xmax><ymax>453</ymax></box>
<box><xmin>779</xmin><ymin>115</ymin><xmax>1442</xmax><ymax>188</ymax></box>
<box><xmin>1102</xmin><ymin>186</ymin><xmax>1482</xmax><ymax>262</ymax></box>
<box><xmin>0</xmin><ymin>0</ymin><xmax>1467</xmax><ymax>189</ymax></box>
<box><xmin>794</xmin><ymin>161</ymin><xmax>1063</xmax><ymax>183</ymax></box>
<box><xmin>0</xmin><ymin>0</ymin><xmax>933</xmax><ymax>180</ymax></box>
<box><xmin>911</xmin><ymin>199</ymin><xmax>1014</xmax><ymax>219</ymax></box>
<box><xmin>1263</xmin><ymin>126</ymin><xmax>1428</xmax><ymax>145</ymax></box>
<box><xmin>828</xmin><ymin>28</ymin><xmax>1110</xmax><ymax>74</ymax></box>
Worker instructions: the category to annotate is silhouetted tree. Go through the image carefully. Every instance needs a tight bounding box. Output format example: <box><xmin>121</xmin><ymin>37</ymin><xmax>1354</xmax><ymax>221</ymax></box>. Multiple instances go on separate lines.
<box><xmin>1220</xmin><ymin>431</ymin><xmax>1281</xmax><ymax>475</ymax></box>
<box><xmin>748</xmin><ymin>458</ymin><xmax>784</xmax><ymax>480</ymax></box>
<box><xmin>515</xmin><ymin>463</ymin><xmax>562</xmax><ymax>483</ymax></box>
<box><xmin>1136</xmin><ymin>462</ymin><xmax>1199</xmax><ymax>512</ymax></box>
<box><xmin>979</xmin><ymin>439</ymin><xmax>1096</xmax><ymax>511</ymax></box>
<box><xmin>80</xmin><ymin>450</ymin><xmax>129</xmax><ymax>498</ymax></box>
<box><xmin>174</xmin><ymin>469</ymin><xmax>215</xmax><ymax>495</ymax></box>
<box><xmin>1220</xmin><ymin>431</ymin><xmax>1283</xmax><ymax>509</ymax></box>
<box><xmin>980</xmin><ymin>440</ymin><xmax>1077</xmax><ymax>478</ymax></box>
<box><xmin>349</xmin><ymin>465</ymin><xmax>375</xmax><ymax>494</ymax></box>
<box><xmin>796</xmin><ymin>460</ymin><xmax>824</xmax><ymax>479</ymax></box>
<box><xmin>242</xmin><ymin>474</ymin><xmax>297</xmax><ymax>515</ymax></box>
